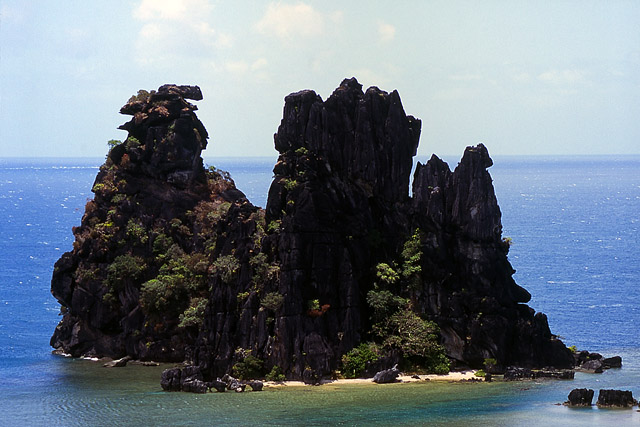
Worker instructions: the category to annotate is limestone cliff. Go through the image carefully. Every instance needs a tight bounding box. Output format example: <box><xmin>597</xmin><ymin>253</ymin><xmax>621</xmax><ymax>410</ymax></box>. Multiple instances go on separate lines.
<box><xmin>51</xmin><ymin>79</ymin><xmax>573</xmax><ymax>381</ymax></box>
<box><xmin>51</xmin><ymin>84</ymin><xmax>258</xmax><ymax>361</ymax></box>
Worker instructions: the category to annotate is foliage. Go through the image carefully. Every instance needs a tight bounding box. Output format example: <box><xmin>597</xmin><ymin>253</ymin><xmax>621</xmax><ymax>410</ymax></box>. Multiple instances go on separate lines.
<box><xmin>282</xmin><ymin>178</ymin><xmax>298</xmax><ymax>191</ymax></box>
<box><xmin>366</xmin><ymin>289</ymin><xmax>407</xmax><ymax>323</ymax></box>
<box><xmin>128</xmin><ymin>89</ymin><xmax>151</xmax><ymax>103</ymax></box>
<box><xmin>106</xmin><ymin>254</ymin><xmax>146</xmax><ymax>291</ymax></box>
<box><xmin>107</xmin><ymin>139</ymin><xmax>122</xmax><ymax>148</ymax></box>
<box><xmin>232</xmin><ymin>353</ymin><xmax>264</xmax><ymax>380</ymax></box>
<box><xmin>237</xmin><ymin>291</ymin><xmax>250</xmax><ymax>303</ymax></box>
<box><xmin>178</xmin><ymin>297</ymin><xmax>208</xmax><ymax>329</ymax></box>
<box><xmin>568</xmin><ymin>345</ymin><xmax>578</xmax><ymax>354</ymax></box>
<box><xmin>367</xmin><ymin>285</ymin><xmax>449</xmax><ymax>374</ymax></box>
<box><xmin>400</xmin><ymin>229</ymin><xmax>422</xmax><ymax>289</ymax></box>
<box><xmin>267</xmin><ymin>220</ymin><xmax>281</xmax><ymax>233</ymax></box>
<box><xmin>375</xmin><ymin>263</ymin><xmax>399</xmax><ymax>285</ymax></box>
<box><xmin>294</xmin><ymin>147</ymin><xmax>309</xmax><ymax>156</ymax></box>
<box><xmin>265</xmin><ymin>365</ymin><xmax>286</xmax><ymax>382</ymax></box>
<box><xmin>111</xmin><ymin>194</ymin><xmax>127</xmax><ymax>204</ymax></box>
<box><xmin>261</xmin><ymin>292</ymin><xmax>284</xmax><ymax>312</ymax></box>
<box><xmin>126</xmin><ymin>219</ymin><xmax>148</xmax><ymax>244</ymax></box>
<box><xmin>139</xmin><ymin>275</ymin><xmax>188</xmax><ymax>317</ymax></box>
<box><xmin>152</xmin><ymin>233</ymin><xmax>173</xmax><ymax>257</ymax></box>
<box><xmin>207</xmin><ymin>165</ymin><xmax>232</xmax><ymax>182</ymax></box>
<box><xmin>307</xmin><ymin>299</ymin><xmax>320</xmax><ymax>311</ymax></box>
<box><xmin>483</xmin><ymin>358</ymin><xmax>497</xmax><ymax>368</ymax></box>
<box><xmin>211</xmin><ymin>254</ymin><xmax>240</xmax><ymax>284</ymax></box>
<box><xmin>475</xmin><ymin>369</ymin><xmax>486</xmax><ymax>377</ymax></box>
<box><xmin>379</xmin><ymin>310</ymin><xmax>450</xmax><ymax>374</ymax></box>
<box><xmin>206</xmin><ymin>201</ymin><xmax>231</xmax><ymax>223</ymax></box>
<box><xmin>125</xmin><ymin>136</ymin><xmax>141</xmax><ymax>150</ymax></box>
<box><xmin>341</xmin><ymin>343</ymin><xmax>380</xmax><ymax>379</ymax></box>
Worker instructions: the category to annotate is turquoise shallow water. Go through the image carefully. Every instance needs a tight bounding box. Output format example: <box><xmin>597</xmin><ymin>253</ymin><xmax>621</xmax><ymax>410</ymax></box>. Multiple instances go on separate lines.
<box><xmin>4</xmin><ymin>355</ymin><xmax>640</xmax><ymax>426</ymax></box>
<box><xmin>0</xmin><ymin>155</ymin><xmax>639</xmax><ymax>425</ymax></box>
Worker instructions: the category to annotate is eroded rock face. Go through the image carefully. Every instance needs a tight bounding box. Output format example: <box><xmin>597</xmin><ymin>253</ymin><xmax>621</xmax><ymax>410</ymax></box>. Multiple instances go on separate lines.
<box><xmin>412</xmin><ymin>146</ymin><xmax>572</xmax><ymax>368</ymax></box>
<box><xmin>51</xmin><ymin>79</ymin><xmax>574</xmax><ymax>382</ymax></box>
<box><xmin>50</xmin><ymin>84</ymin><xmax>258</xmax><ymax>361</ymax></box>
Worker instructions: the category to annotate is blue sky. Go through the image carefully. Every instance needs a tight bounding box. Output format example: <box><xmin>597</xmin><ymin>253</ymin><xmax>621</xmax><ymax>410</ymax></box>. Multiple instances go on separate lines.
<box><xmin>1</xmin><ymin>1</ymin><xmax>638</xmax><ymax>158</ymax></box>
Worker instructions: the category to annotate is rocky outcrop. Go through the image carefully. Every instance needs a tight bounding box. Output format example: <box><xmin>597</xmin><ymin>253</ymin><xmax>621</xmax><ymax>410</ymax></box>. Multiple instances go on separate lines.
<box><xmin>50</xmin><ymin>84</ymin><xmax>258</xmax><ymax>362</ymax></box>
<box><xmin>573</xmin><ymin>350</ymin><xmax>622</xmax><ymax>373</ymax></box>
<box><xmin>597</xmin><ymin>390</ymin><xmax>637</xmax><ymax>408</ymax></box>
<box><xmin>160</xmin><ymin>365</ymin><xmax>208</xmax><ymax>393</ymax></box>
<box><xmin>373</xmin><ymin>365</ymin><xmax>401</xmax><ymax>384</ymax></box>
<box><xmin>51</xmin><ymin>78</ymin><xmax>574</xmax><ymax>383</ymax></box>
<box><xmin>565</xmin><ymin>388</ymin><xmax>594</xmax><ymax>407</ymax></box>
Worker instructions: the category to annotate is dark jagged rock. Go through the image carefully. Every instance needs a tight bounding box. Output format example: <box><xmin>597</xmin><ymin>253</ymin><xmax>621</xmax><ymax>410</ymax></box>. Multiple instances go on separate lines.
<box><xmin>565</xmin><ymin>388</ymin><xmax>594</xmax><ymax>407</ymax></box>
<box><xmin>51</xmin><ymin>78</ymin><xmax>575</xmax><ymax>385</ymax></box>
<box><xmin>103</xmin><ymin>355</ymin><xmax>131</xmax><ymax>368</ymax></box>
<box><xmin>579</xmin><ymin>359</ymin><xmax>604</xmax><ymax>373</ymax></box>
<box><xmin>602</xmin><ymin>356</ymin><xmax>622</xmax><ymax>369</ymax></box>
<box><xmin>532</xmin><ymin>369</ymin><xmax>574</xmax><ymax>380</ymax></box>
<box><xmin>597</xmin><ymin>389</ymin><xmax>637</xmax><ymax>408</ymax></box>
<box><xmin>160</xmin><ymin>368</ymin><xmax>182</xmax><ymax>391</ymax></box>
<box><xmin>50</xmin><ymin>84</ymin><xmax>256</xmax><ymax>363</ymax></box>
<box><xmin>247</xmin><ymin>380</ymin><xmax>264</xmax><ymax>391</ymax></box>
<box><xmin>373</xmin><ymin>365</ymin><xmax>401</xmax><ymax>384</ymax></box>
<box><xmin>209</xmin><ymin>379</ymin><xmax>227</xmax><ymax>393</ymax></box>
<box><xmin>161</xmin><ymin>365</ymin><xmax>207</xmax><ymax>393</ymax></box>
<box><xmin>504</xmin><ymin>367</ymin><xmax>533</xmax><ymax>381</ymax></box>
<box><xmin>182</xmin><ymin>378</ymin><xmax>208</xmax><ymax>394</ymax></box>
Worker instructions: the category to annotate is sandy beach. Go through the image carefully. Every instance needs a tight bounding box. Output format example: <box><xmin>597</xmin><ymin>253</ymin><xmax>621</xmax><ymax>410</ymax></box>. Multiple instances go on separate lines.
<box><xmin>263</xmin><ymin>370</ymin><xmax>480</xmax><ymax>388</ymax></box>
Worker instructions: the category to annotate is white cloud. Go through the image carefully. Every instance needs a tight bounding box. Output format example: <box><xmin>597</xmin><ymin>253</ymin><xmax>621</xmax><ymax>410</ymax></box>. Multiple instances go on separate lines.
<box><xmin>132</xmin><ymin>0</ymin><xmax>230</xmax><ymax>65</ymax></box>
<box><xmin>256</xmin><ymin>2</ymin><xmax>326</xmax><ymax>40</ymax></box>
<box><xmin>537</xmin><ymin>69</ymin><xmax>588</xmax><ymax>86</ymax></box>
<box><xmin>378</xmin><ymin>22</ymin><xmax>396</xmax><ymax>43</ymax></box>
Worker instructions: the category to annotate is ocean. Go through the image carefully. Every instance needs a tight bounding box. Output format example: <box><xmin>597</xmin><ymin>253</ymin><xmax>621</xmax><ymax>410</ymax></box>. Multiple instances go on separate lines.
<box><xmin>0</xmin><ymin>155</ymin><xmax>638</xmax><ymax>426</ymax></box>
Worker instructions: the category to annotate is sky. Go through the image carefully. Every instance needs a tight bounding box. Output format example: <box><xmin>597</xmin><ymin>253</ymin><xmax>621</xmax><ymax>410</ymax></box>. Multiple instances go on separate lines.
<box><xmin>1</xmin><ymin>1</ymin><xmax>639</xmax><ymax>159</ymax></box>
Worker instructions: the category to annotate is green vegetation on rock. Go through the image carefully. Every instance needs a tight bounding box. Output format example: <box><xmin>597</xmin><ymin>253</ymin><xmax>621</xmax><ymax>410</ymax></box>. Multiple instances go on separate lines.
<box><xmin>341</xmin><ymin>343</ymin><xmax>380</xmax><ymax>379</ymax></box>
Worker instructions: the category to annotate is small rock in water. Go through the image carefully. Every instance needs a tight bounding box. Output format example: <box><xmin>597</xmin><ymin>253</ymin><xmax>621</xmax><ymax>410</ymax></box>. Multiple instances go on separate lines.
<box><xmin>579</xmin><ymin>359</ymin><xmax>603</xmax><ymax>374</ymax></box>
<box><xmin>564</xmin><ymin>388</ymin><xmax>594</xmax><ymax>407</ymax></box>
<box><xmin>602</xmin><ymin>356</ymin><xmax>622</xmax><ymax>369</ymax></box>
<box><xmin>597</xmin><ymin>389</ymin><xmax>637</xmax><ymax>408</ymax></box>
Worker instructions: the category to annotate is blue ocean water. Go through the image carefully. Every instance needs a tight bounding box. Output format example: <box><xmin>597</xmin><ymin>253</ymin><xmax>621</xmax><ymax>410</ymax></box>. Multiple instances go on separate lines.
<box><xmin>0</xmin><ymin>155</ymin><xmax>638</xmax><ymax>426</ymax></box>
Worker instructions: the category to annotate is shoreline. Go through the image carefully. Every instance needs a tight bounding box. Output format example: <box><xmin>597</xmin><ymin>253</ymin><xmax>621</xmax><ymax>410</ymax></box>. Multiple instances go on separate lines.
<box><xmin>263</xmin><ymin>371</ymin><xmax>480</xmax><ymax>388</ymax></box>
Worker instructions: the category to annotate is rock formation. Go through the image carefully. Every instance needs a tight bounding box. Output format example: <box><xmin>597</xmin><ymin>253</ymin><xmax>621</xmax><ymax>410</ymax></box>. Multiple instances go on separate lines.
<box><xmin>565</xmin><ymin>388</ymin><xmax>594</xmax><ymax>406</ymax></box>
<box><xmin>51</xmin><ymin>79</ymin><xmax>574</xmax><ymax>383</ymax></box>
<box><xmin>597</xmin><ymin>389</ymin><xmax>637</xmax><ymax>408</ymax></box>
<box><xmin>51</xmin><ymin>84</ymin><xmax>257</xmax><ymax>361</ymax></box>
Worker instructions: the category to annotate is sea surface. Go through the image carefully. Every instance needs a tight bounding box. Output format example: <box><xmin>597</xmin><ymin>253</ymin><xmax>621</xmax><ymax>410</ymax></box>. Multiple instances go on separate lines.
<box><xmin>0</xmin><ymin>155</ymin><xmax>638</xmax><ymax>426</ymax></box>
